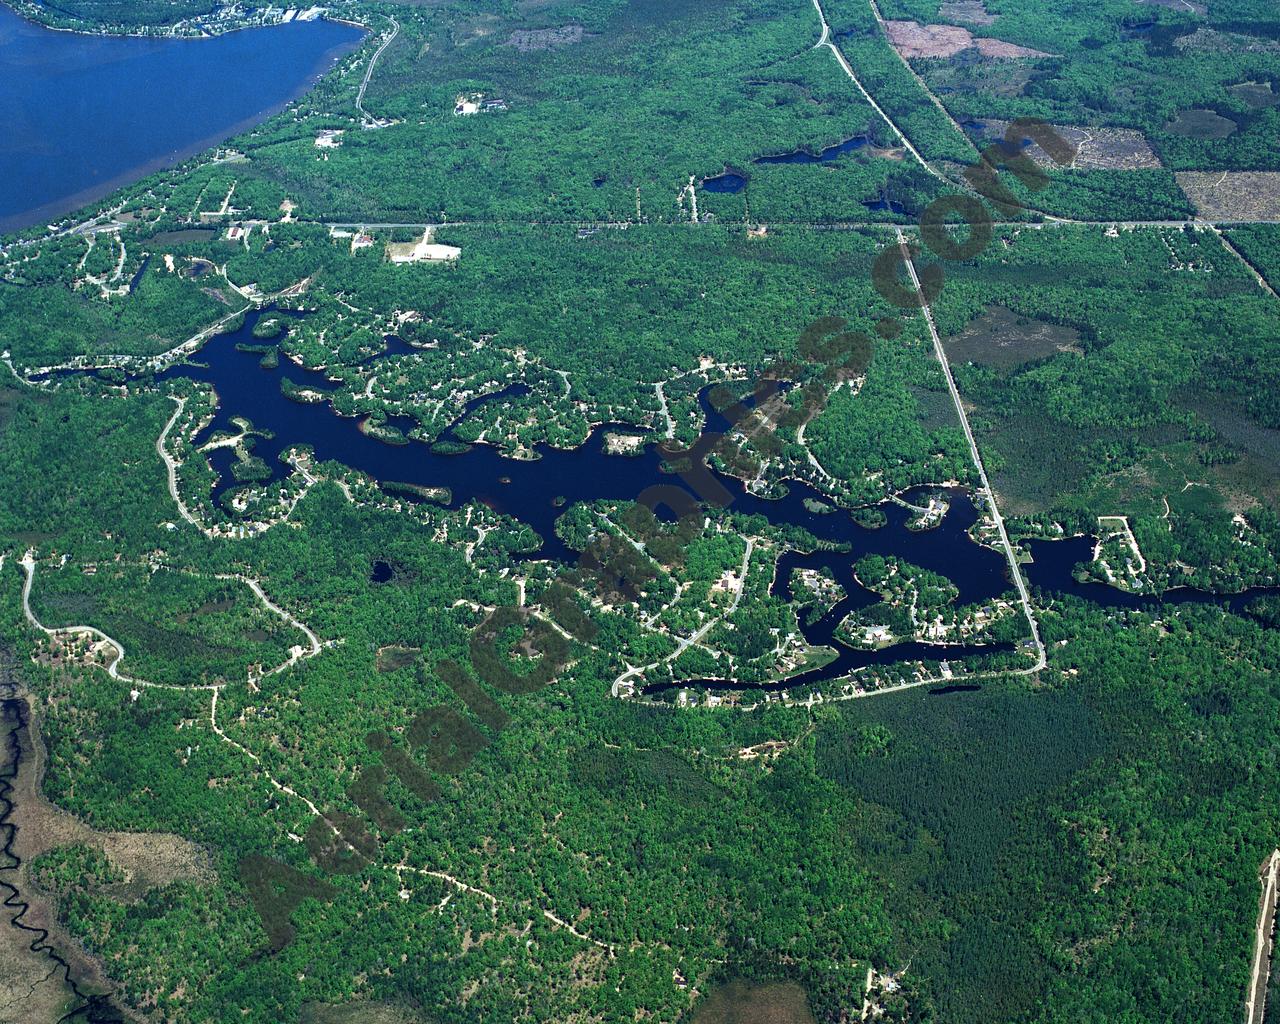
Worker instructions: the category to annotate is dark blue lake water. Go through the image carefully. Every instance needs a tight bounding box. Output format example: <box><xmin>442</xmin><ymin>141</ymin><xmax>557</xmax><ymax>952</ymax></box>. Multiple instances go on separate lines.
<box><xmin>700</xmin><ymin>137</ymin><xmax>875</xmax><ymax>196</ymax></box>
<box><xmin>754</xmin><ymin>135</ymin><xmax>869</xmax><ymax>165</ymax></box>
<box><xmin>0</xmin><ymin>4</ymin><xmax>364</xmax><ymax>234</ymax></box>
<box><xmin>702</xmin><ymin>171</ymin><xmax>747</xmax><ymax>194</ymax></box>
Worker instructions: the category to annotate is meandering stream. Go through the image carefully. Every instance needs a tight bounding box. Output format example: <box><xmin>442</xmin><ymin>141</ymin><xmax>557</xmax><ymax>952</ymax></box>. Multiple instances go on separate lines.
<box><xmin>0</xmin><ymin>697</ymin><xmax>124</xmax><ymax>1023</ymax></box>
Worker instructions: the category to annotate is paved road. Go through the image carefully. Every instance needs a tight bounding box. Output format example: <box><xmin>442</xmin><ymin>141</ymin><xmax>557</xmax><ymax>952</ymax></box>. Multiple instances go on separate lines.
<box><xmin>157</xmin><ymin>396</ymin><xmax>201</xmax><ymax>529</ymax></box>
<box><xmin>894</xmin><ymin>227</ymin><xmax>1047</xmax><ymax>671</ymax></box>
<box><xmin>316</xmin><ymin>216</ymin><xmax>1280</xmax><ymax>232</ymax></box>
<box><xmin>7</xmin><ymin>211</ymin><xmax>1279</xmax><ymax>263</ymax></box>
<box><xmin>810</xmin><ymin>0</ymin><xmax>940</xmax><ymax>181</ymax></box>
<box><xmin>1212</xmin><ymin>224</ymin><xmax>1280</xmax><ymax>299</ymax></box>
<box><xmin>355</xmin><ymin>16</ymin><xmax>399</xmax><ymax>124</ymax></box>
<box><xmin>866</xmin><ymin>0</ymin><xmax>975</xmax><ymax>158</ymax></box>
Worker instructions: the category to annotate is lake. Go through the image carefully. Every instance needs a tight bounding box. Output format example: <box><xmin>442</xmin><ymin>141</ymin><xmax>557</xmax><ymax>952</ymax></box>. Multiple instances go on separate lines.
<box><xmin>141</xmin><ymin>309</ymin><xmax>1271</xmax><ymax>697</ymax></box>
<box><xmin>34</xmin><ymin>306</ymin><xmax>1277</xmax><ymax>695</ymax></box>
<box><xmin>0</xmin><ymin>3</ymin><xmax>364</xmax><ymax>234</ymax></box>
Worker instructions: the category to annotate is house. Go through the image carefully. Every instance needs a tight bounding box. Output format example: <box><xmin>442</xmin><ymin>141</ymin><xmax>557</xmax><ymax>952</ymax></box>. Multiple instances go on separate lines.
<box><xmin>454</xmin><ymin>93</ymin><xmax>508</xmax><ymax>115</ymax></box>
<box><xmin>863</xmin><ymin>625</ymin><xmax>892</xmax><ymax>644</ymax></box>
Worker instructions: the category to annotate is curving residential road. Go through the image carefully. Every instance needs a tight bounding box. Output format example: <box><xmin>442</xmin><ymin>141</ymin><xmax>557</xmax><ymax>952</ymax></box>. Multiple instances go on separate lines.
<box><xmin>19</xmin><ymin>550</ymin><xmax>215</xmax><ymax>693</ymax></box>
<box><xmin>612</xmin><ymin>537</ymin><xmax>754</xmax><ymax>697</ymax></box>
<box><xmin>157</xmin><ymin>396</ymin><xmax>201</xmax><ymax>529</ymax></box>
<box><xmin>19</xmin><ymin>549</ymin><xmax>336</xmax><ymax>825</ymax></box>
<box><xmin>221</xmin><ymin>574</ymin><xmax>324</xmax><ymax>678</ymax></box>
<box><xmin>19</xmin><ymin>551</ymin><xmax>326</xmax><ymax>689</ymax></box>
<box><xmin>355</xmin><ymin>16</ymin><xmax>400</xmax><ymax>125</ymax></box>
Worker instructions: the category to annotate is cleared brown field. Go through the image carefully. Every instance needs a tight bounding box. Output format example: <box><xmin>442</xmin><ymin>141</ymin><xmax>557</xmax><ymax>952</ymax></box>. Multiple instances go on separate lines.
<box><xmin>884</xmin><ymin>21</ymin><xmax>1050</xmax><ymax>59</ymax></box>
<box><xmin>973</xmin><ymin>119</ymin><xmax>1161</xmax><ymax>170</ymax></box>
<box><xmin>1177</xmin><ymin>172</ymin><xmax>1280</xmax><ymax>221</ymax></box>
<box><xmin>504</xmin><ymin>25</ymin><xmax>589</xmax><ymax>51</ymax></box>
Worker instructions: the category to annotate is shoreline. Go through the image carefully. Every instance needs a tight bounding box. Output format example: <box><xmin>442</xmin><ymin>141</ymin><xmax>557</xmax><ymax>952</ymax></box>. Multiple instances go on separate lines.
<box><xmin>1</xmin><ymin>0</ymin><xmax>368</xmax><ymax>41</ymax></box>
<box><xmin>0</xmin><ymin>6</ymin><xmax>369</xmax><ymax>237</ymax></box>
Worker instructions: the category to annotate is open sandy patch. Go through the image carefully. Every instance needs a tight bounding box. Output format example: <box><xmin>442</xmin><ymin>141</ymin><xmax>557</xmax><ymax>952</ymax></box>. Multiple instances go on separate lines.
<box><xmin>388</xmin><ymin>227</ymin><xmax>461</xmax><ymax>264</ymax></box>
<box><xmin>10</xmin><ymin>708</ymin><xmax>215</xmax><ymax>900</ymax></box>
<box><xmin>0</xmin><ymin>690</ymin><xmax>217</xmax><ymax>1020</ymax></box>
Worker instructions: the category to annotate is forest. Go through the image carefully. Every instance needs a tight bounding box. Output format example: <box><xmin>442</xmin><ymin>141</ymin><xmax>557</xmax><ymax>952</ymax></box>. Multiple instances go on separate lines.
<box><xmin>4</xmin><ymin>374</ymin><xmax>1279</xmax><ymax>1023</ymax></box>
<box><xmin>932</xmin><ymin>222</ymin><xmax>1280</xmax><ymax>590</ymax></box>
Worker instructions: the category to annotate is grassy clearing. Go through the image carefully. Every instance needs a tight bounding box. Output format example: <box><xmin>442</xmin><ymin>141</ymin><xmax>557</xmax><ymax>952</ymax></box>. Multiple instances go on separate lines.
<box><xmin>943</xmin><ymin>305</ymin><xmax>1083</xmax><ymax>375</ymax></box>
<box><xmin>300</xmin><ymin>1001</ymin><xmax>433</xmax><ymax>1024</ymax></box>
<box><xmin>376</xmin><ymin>645</ymin><xmax>420</xmax><ymax>673</ymax></box>
<box><xmin>691</xmin><ymin>980</ymin><xmax>816</xmax><ymax>1024</ymax></box>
